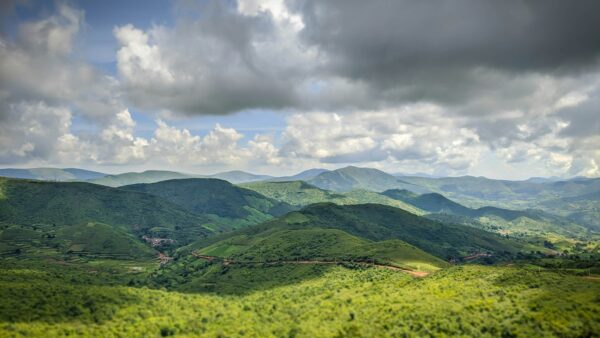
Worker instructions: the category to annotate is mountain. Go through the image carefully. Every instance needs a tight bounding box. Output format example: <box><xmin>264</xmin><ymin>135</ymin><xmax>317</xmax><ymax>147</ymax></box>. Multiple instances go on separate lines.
<box><xmin>382</xmin><ymin>189</ymin><xmax>591</xmax><ymax>240</ymax></box>
<box><xmin>307</xmin><ymin>166</ymin><xmax>426</xmax><ymax>192</ymax></box>
<box><xmin>267</xmin><ymin>168</ymin><xmax>330</xmax><ymax>182</ymax></box>
<box><xmin>0</xmin><ymin>177</ymin><xmax>216</xmax><ymax>247</ymax></box>
<box><xmin>241</xmin><ymin>181</ymin><xmax>423</xmax><ymax>214</ymax></box>
<box><xmin>188</xmin><ymin>203</ymin><xmax>522</xmax><ymax>262</ymax></box>
<box><xmin>207</xmin><ymin>170</ymin><xmax>273</xmax><ymax>183</ymax></box>
<box><xmin>122</xmin><ymin>179</ymin><xmax>295</xmax><ymax>229</ymax></box>
<box><xmin>0</xmin><ymin>168</ymin><xmax>107</xmax><ymax>181</ymax></box>
<box><xmin>88</xmin><ymin>170</ymin><xmax>193</xmax><ymax>187</ymax></box>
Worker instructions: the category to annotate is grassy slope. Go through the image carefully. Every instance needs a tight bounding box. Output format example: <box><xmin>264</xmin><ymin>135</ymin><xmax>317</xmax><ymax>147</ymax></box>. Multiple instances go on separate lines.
<box><xmin>1</xmin><ymin>265</ymin><xmax>598</xmax><ymax>337</ymax></box>
<box><xmin>0</xmin><ymin>178</ymin><xmax>216</xmax><ymax>246</ymax></box>
<box><xmin>122</xmin><ymin>179</ymin><xmax>294</xmax><ymax>229</ymax></box>
<box><xmin>241</xmin><ymin>181</ymin><xmax>423</xmax><ymax>214</ymax></box>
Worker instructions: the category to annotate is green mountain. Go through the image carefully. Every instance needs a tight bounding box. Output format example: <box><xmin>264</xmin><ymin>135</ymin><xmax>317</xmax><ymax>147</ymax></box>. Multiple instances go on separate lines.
<box><xmin>122</xmin><ymin>179</ymin><xmax>295</xmax><ymax>229</ymax></box>
<box><xmin>88</xmin><ymin>170</ymin><xmax>193</xmax><ymax>187</ymax></box>
<box><xmin>0</xmin><ymin>168</ymin><xmax>107</xmax><ymax>181</ymax></box>
<box><xmin>541</xmin><ymin>191</ymin><xmax>600</xmax><ymax>232</ymax></box>
<box><xmin>241</xmin><ymin>181</ymin><xmax>423</xmax><ymax>214</ymax></box>
<box><xmin>0</xmin><ymin>178</ymin><xmax>216</xmax><ymax>248</ymax></box>
<box><xmin>382</xmin><ymin>189</ymin><xmax>591</xmax><ymax>242</ymax></box>
<box><xmin>188</xmin><ymin>203</ymin><xmax>522</xmax><ymax>262</ymax></box>
<box><xmin>307</xmin><ymin>166</ymin><xmax>425</xmax><ymax>192</ymax></box>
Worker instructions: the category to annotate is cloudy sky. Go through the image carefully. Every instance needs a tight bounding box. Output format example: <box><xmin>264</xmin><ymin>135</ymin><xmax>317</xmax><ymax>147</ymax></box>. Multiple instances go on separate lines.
<box><xmin>1</xmin><ymin>0</ymin><xmax>599</xmax><ymax>179</ymax></box>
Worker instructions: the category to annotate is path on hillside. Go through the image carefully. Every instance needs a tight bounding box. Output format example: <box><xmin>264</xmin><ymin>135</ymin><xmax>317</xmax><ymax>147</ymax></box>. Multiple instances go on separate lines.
<box><xmin>191</xmin><ymin>253</ymin><xmax>429</xmax><ymax>277</ymax></box>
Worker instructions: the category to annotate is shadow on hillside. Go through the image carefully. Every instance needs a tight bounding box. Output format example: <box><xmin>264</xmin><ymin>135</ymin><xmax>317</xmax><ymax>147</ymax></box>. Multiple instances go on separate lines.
<box><xmin>153</xmin><ymin>262</ymin><xmax>341</xmax><ymax>295</ymax></box>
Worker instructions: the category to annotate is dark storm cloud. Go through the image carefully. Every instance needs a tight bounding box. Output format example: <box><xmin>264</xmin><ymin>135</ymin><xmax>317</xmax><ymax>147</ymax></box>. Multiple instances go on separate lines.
<box><xmin>296</xmin><ymin>0</ymin><xmax>600</xmax><ymax>81</ymax></box>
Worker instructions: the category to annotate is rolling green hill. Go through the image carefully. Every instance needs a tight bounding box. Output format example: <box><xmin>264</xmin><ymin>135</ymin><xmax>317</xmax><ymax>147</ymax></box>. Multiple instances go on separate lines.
<box><xmin>187</xmin><ymin>203</ymin><xmax>523</xmax><ymax>262</ymax></box>
<box><xmin>307</xmin><ymin>166</ymin><xmax>426</xmax><ymax>192</ymax></box>
<box><xmin>382</xmin><ymin>189</ymin><xmax>591</xmax><ymax>241</ymax></box>
<box><xmin>241</xmin><ymin>181</ymin><xmax>423</xmax><ymax>214</ymax></box>
<box><xmin>122</xmin><ymin>179</ymin><xmax>294</xmax><ymax>229</ymax></box>
<box><xmin>0</xmin><ymin>178</ymin><xmax>216</xmax><ymax>247</ymax></box>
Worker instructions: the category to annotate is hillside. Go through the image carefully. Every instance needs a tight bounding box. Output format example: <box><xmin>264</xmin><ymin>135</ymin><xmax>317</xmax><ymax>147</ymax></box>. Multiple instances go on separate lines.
<box><xmin>0</xmin><ymin>178</ymin><xmax>216</xmax><ymax>247</ymax></box>
<box><xmin>382</xmin><ymin>189</ymin><xmax>591</xmax><ymax>240</ymax></box>
<box><xmin>122</xmin><ymin>179</ymin><xmax>294</xmax><ymax>229</ymax></box>
<box><xmin>88</xmin><ymin>170</ymin><xmax>194</xmax><ymax>187</ymax></box>
<box><xmin>307</xmin><ymin>166</ymin><xmax>426</xmax><ymax>192</ymax></box>
<box><xmin>241</xmin><ymin>181</ymin><xmax>423</xmax><ymax>214</ymax></box>
<box><xmin>0</xmin><ymin>168</ymin><xmax>107</xmax><ymax>181</ymax></box>
<box><xmin>187</xmin><ymin>203</ymin><xmax>522</xmax><ymax>262</ymax></box>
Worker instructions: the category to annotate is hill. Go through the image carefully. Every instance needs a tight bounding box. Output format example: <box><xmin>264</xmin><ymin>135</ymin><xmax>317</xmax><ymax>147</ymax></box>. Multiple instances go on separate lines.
<box><xmin>241</xmin><ymin>181</ymin><xmax>423</xmax><ymax>214</ymax></box>
<box><xmin>382</xmin><ymin>189</ymin><xmax>591</xmax><ymax>240</ymax></box>
<box><xmin>307</xmin><ymin>166</ymin><xmax>426</xmax><ymax>192</ymax></box>
<box><xmin>187</xmin><ymin>203</ymin><xmax>523</xmax><ymax>262</ymax></box>
<box><xmin>0</xmin><ymin>178</ymin><xmax>216</xmax><ymax>248</ymax></box>
<box><xmin>0</xmin><ymin>168</ymin><xmax>107</xmax><ymax>181</ymax></box>
<box><xmin>87</xmin><ymin>170</ymin><xmax>193</xmax><ymax>187</ymax></box>
<box><xmin>122</xmin><ymin>179</ymin><xmax>294</xmax><ymax>229</ymax></box>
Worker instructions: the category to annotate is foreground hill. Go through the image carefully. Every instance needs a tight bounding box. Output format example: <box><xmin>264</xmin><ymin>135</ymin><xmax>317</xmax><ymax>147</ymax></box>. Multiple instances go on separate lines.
<box><xmin>2</xmin><ymin>265</ymin><xmax>598</xmax><ymax>337</ymax></box>
<box><xmin>122</xmin><ymin>179</ymin><xmax>294</xmax><ymax>229</ymax></box>
<box><xmin>0</xmin><ymin>168</ymin><xmax>107</xmax><ymax>181</ymax></box>
<box><xmin>0</xmin><ymin>178</ymin><xmax>216</xmax><ymax>248</ymax></box>
<box><xmin>307</xmin><ymin>166</ymin><xmax>426</xmax><ymax>192</ymax></box>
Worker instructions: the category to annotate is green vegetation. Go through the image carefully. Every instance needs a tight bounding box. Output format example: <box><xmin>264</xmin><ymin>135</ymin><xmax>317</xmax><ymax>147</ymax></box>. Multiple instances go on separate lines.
<box><xmin>186</xmin><ymin>203</ymin><xmax>523</xmax><ymax>262</ymax></box>
<box><xmin>123</xmin><ymin>179</ymin><xmax>294</xmax><ymax>229</ymax></box>
<box><xmin>1</xmin><ymin>265</ymin><xmax>598</xmax><ymax>337</ymax></box>
<box><xmin>242</xmin><ymin>180</ymin><xmax>423</xmax><ymax>214</ymax></box>
<box><xmin>306</xmin><ymin>166</ymin><xmax>423</xmax><ymax>192</ymax></box>
<box><xmin>0</xmin><ymin>178</ymin><xmax>216</xmax><ymax>247</ymax></box>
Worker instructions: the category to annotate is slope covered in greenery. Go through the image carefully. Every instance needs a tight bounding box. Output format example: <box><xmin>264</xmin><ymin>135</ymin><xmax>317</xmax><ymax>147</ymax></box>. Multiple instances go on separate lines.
<box><xmin>241</xmin><ymin>180</ymin><xmax>423</xmax><ymax>214</ymax></box>
<box><xmin>307</xmin><ymin>166</ymin><xmax>425</xmax><ymax>192</ymax></box>
<box><xmin>188</xmin><ymin>203</ymin><xmax>523</xmax><ymax>262</ymax></box>
<box><xmin>383</xmin><ymin>189</ymin><xmax>591</xmax><ymax>240</ymax></box>
<box><xmin>123</xmin><ymin>179</ymin><xmax>294</xmax><ymax>229</ymax></box>
<box><xmin>0</xmin><ymin>178</ymin><xmax>215</xmax><ymax>246</ymax></box>
<box><xmin>1</xmin><ymin>265</ymin><xmax>598</xmax><ymax>337</ymax></box>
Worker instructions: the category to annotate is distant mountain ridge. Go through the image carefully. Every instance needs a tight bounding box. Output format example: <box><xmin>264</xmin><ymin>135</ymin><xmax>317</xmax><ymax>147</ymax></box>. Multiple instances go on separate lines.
<box><xmin>0</xmin><ymin>168</ymin><xmax>107</xmax><ymax>181</ymax></box>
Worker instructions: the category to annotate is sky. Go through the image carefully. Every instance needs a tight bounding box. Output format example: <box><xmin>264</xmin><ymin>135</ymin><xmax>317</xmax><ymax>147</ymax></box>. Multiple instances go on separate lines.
<box><xmin>0</xmin><ymin>0</ymin><xmax>599</xmax><ymax>179</ymax></box>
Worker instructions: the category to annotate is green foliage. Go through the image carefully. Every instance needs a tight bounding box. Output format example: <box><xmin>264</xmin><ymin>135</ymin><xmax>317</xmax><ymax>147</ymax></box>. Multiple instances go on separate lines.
<box><xmin>123</xmin><ymin>178</ymin><xmax>294</xmax><ymax>229</ymax></box>
<box><xmin>306</xmin><ymin>166</ymin><xmax>421</xmax><ymax>192</ymax></box>
<box><xmin>0</xmin><ymin>265</ymin><xmax>598</xmax><ymax>337</ymax></box>
<box><xmin>0</xmin><ymin>178</ymin><xmax>215</xmax><ymax>246</ymax></box>
<box><xmin>88</xmin><ymin>170</ymin><xmax>193</xmax><ymax>187</ymax></box>
<box><xmin>242</xmin><ymin>181</ymin><xmax>423</xmax><ymax>214</ymax></box>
